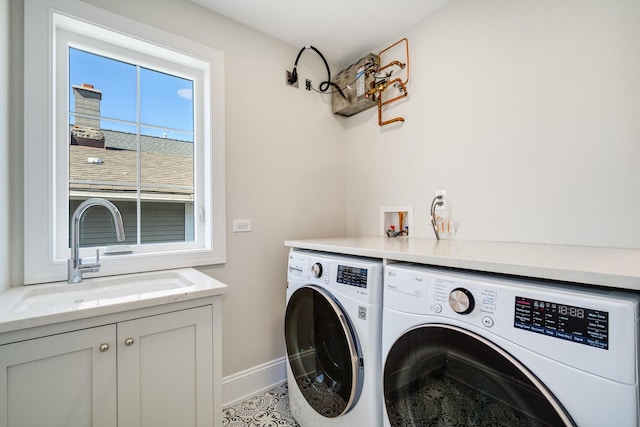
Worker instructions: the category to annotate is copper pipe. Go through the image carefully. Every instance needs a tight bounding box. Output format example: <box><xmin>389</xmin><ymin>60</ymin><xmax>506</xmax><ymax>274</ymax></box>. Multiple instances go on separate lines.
<box><xmin>380</xmin><ymin>79</ymin><xmax>407</xmax><ymax>107</ymax></box>
<box><xmin>377</xmin><ymin>38</ymin><xmax>409</xmax><ymax>85</ymax></box>
<box><xmin>376</xmin><ymin>78</ymin><xmax>408</xmax><ymax>126</ymax></box>
<box><xmin>377</xmin><ymin>96</ymin><xmax>405</xmax><ymax>126</ymax></box>
<box><xmin>374</xmin><ymin>38</ymin><xmax>410</xmax><ymax>126</ymax></box>
<box><xmin>378</xmin><ymin>60</ymin><xmax>406</xmax><ymax>74</ymax></box>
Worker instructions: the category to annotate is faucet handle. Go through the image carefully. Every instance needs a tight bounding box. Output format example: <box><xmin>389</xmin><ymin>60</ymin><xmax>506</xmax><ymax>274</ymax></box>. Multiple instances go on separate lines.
<box><xmin>89</xmin><ymin>249</ymin><xmax>101</xmax><ymax>272</ymax></box>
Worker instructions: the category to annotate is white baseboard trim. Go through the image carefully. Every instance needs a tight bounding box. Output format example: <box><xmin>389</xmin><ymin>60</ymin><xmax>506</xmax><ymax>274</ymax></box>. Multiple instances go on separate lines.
<box><xmin>222</xmin><ymin>357</ymin><xmax>287</xmax><ymax>408</ymax></box>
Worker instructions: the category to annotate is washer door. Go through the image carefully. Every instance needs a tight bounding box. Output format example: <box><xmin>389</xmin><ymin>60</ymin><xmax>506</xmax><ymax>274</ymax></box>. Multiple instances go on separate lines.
<box><xmin>384</xmin><ymin>324</ymin><xmax>575</xmax><ymax>426</ymax></box>
<box><xmin>285</xmin><ymin>286</ymin><xmax>363</xmax><ymax>418</ymax></box>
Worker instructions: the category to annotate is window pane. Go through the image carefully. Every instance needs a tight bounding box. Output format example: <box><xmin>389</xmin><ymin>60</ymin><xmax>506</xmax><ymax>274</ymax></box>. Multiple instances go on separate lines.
<box><xmin>140</xmin><ymin>125</ymin><xmax>194</xmax><ymax>244</ymax></box>
<box><xmin>69</xmin><ymin>119</ymin><xmax>138</xmax><ymax>199</ymax></box>
<box><xmin>140</xmin><ymin>67</ymin><xmax>194</xmax><ymax>134</ymax></box>
<box><xmin>140</xmin><ymin>202</ymin><xmax>191</xmax><ymax>244</ymax></box>
<box><xmin>69</xmin><ymin>48</ymin><xmax>136</xmax><ymax>123</ymax></box>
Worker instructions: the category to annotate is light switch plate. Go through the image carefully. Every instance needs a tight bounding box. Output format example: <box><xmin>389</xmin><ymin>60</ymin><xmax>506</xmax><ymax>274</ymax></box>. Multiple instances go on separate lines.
<box><xmin>233</xmin><ymin>219</ymin><xmax>252</xmax><ymax>232</ymax></box>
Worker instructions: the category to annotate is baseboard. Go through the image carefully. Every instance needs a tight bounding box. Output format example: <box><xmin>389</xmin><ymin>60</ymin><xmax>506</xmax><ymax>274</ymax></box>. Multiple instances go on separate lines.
<box><xmin>222</xmin><ymin>357</ymin><xmax>287</xmax><ymax>408</ymax></box>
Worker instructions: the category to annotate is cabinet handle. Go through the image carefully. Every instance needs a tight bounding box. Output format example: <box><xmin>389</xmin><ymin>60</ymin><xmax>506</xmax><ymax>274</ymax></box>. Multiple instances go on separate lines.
<box><xmin>124</xmin><ymin>337</ymin><xmax>135</xmax><ymax>346</ymax></box>
<box><xmin>99</xmin><ymin>343</ymin><xmax>110</xmax><ymax>352</ymax></box>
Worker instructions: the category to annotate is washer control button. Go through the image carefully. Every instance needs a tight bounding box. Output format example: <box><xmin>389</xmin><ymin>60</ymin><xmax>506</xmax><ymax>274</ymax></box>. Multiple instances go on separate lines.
<box><xmin>310</xmin><ymin>262</ymin><xmax>323</xmax><ymax>278</ymax></box>
<box><xmin>448</xmin><ymin>288</ymin><xmax>475</xmax><ymax>315</ymax></box>
<box><xmin>482</xmin><ymin>316</ymin><xmax>494</xmax><ymax>328</ymax></box>
<box><xmin>433</xmin><ymin>304</ymin><xmax>442</xmax><ymax>313</ymax></box>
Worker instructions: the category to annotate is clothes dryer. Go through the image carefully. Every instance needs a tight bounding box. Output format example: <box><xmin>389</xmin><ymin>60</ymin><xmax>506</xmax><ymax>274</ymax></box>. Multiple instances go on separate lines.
<box><xmin>382</xmin><ymin>263</ymin><xmax>640</xmax><ymax>427</ymax></box>
<box><xmin>285</xmin><ymin>250</ymin><xmax>383</xmax><ymax>426</ymax></box>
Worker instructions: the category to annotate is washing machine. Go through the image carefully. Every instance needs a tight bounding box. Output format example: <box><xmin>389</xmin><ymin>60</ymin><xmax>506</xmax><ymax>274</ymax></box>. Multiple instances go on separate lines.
<box><xmin>382</xmin><ymin>263</ymin><xmax>640</xmax><ymax>427</ymax></box>
<box><xmin>285</xmin><ymin>250</ymin><xmax>384</xmax><ymax>426</ymax></box>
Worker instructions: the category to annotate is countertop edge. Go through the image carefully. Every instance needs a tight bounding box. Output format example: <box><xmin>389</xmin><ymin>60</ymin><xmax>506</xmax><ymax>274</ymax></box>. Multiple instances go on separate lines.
<box><xmin>284</xmin><ymin>238</ymin><xmax>640</xmax><ymax>291</ymax></box>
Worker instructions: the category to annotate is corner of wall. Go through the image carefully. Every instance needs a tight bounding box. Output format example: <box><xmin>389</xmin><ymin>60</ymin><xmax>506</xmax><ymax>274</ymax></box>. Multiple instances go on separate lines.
<box><xmin>8</xmin><ymin>0</ymin><xmax>25</xmax><ymax>288</ymax></box>
<box><xmin>0</xmin><ymin>0</ymin><xmax>11</xmax><ymax>292</ymax></box>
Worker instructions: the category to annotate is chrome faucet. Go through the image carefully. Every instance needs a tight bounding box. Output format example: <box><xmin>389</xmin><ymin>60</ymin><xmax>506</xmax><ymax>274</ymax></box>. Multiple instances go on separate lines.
<box><xmin>68</xmin><ymin>198</ymin><xmax>126</xmax><ymax>283</ymax></box>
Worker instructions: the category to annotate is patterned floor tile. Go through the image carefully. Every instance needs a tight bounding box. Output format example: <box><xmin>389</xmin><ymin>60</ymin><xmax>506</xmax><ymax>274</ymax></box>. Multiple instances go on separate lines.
<box><xmin>222</xmin><ymin>383</ymin><xmax>300</xmax><ymax>427</ymax></box>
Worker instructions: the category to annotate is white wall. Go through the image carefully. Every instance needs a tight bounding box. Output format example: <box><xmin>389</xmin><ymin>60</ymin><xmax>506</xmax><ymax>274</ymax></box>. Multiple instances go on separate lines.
<box><xmin>0</xmin><ymin>0</ymin><xmax>10</xmax><ymax>294</ymax></box>
<box><xmin>345</xmin><ymin>0</ymin><xmax>640</xmax><ymax>250</ymax></box>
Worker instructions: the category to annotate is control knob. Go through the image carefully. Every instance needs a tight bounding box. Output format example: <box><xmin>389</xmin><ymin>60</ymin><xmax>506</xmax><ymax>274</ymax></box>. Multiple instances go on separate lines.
<box><xmin>448</xmin><ymin>288</ymin><xmax>475</xmax><ymax>315</ymax></box>
<box><xmin>310</xmin><ymin>262</ymin><xmax>323</xmax><ymax>278</ymax></box>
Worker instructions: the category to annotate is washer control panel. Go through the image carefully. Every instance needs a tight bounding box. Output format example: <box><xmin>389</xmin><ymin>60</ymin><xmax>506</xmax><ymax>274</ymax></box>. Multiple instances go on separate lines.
<box><xmin>514</xmin><ymin>296</ymin><xmax>609</xmax><ymax>350</ymax></box>
<box><xmin>336</xmin><ymin>264</ymin><xmax>369</xmax><ymax>288</ymax></box>
<box><xmin>384</xmin><ymin>265</ymin><xmax>497</xmax><ymax>328</ymax></box>
<box><xmin>288</xmin><ymin>251</ymin><xmax>383</xmax><ymax>305</ymax></box>
<box><xmin>383</xmin><ymin>262</ymin><xmax>640</xmax><ymax>384</ymax></box>
<box><xmin>431</xmin><ymin>276</ymin><xmax>497</xmax><ymax>327</ymax></box>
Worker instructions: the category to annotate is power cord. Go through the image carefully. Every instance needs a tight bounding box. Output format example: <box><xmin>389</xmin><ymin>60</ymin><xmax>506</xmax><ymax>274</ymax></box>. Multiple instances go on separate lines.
<box><xmin>308</xmin><ymin>61</ymin><xmax>377</xmax><ymax>96</ymax></box>
<box><xmin>430</xmin><ymin>195</ymin><xmax>444</xmax><ymax>240</ymax></box>
<box><xmin>289</xmin><ymin>46</ymin><xmax>347</xmax><ymax>99</ymax></box>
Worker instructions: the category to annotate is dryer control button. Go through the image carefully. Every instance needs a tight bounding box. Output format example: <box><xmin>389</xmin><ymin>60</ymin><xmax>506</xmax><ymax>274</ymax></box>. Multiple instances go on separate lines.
<box><xmin>482</xmin><ymin>316</ymin><xmax>494</xmax><ymax>328</ymax></box>
<box><xmin>433</xmin><ymin>304</ymin><xmax>442</xmax><ymax>313</ymax></box>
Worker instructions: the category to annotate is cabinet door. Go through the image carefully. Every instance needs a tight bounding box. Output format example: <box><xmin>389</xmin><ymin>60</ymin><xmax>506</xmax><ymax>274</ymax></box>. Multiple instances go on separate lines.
<box><xmin>0</xmin><ymin>325</ymin><xmax>117</xmax><ymax>427</ymax></box>
<box><xmin>117</xmin><ymin>306</ymin><xmax>213</xmax><ymax>427</ymax></box>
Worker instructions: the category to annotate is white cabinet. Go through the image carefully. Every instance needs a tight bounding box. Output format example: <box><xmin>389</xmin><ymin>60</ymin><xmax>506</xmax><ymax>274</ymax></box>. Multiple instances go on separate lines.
<box><xmin>118</xmin><ymin>306</ymin><xmax>213</xmax><ymax>427</ymax></box>
<box><xmin>0</xmin><ymin>325</ymin><xmax>117</xmax><ymax>427</ymax></box>
<box><xmin>0</xmin><ymin>304</ymin><xmax>218</xmax><ymax>427</ymax></box>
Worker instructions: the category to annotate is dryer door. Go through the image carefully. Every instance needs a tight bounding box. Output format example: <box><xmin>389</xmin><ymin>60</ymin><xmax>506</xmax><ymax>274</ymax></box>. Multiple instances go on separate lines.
<box><xmin>384</xmin><ymin>324</ymin><xmax>575</xmax><ymax>426</ymax></box>
<box><xmin>285</xmin><ymin>285</ymin><xmax>363</xmax><ymax>418</ymax></box>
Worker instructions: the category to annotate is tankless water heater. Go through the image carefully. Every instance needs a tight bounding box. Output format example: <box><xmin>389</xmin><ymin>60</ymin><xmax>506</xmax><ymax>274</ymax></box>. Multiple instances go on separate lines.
<box><xmin>332</xmin><ymin>53</ymin><xmax>378</xmax><ymax>117</ymax></box>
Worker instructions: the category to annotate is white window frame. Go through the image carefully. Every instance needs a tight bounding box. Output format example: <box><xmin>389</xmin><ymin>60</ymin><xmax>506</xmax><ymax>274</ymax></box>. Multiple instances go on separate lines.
<box><xmin>24</xmin><ymin>0</ymin><xmax>226</xmax><ymax>284</ymax></box>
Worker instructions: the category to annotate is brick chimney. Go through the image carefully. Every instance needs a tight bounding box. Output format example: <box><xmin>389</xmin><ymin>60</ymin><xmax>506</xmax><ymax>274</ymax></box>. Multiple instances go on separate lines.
<box><xmin>72</xmin><ymin>83</ymin><xmax>102</xmax><ymax>128</ymax></box>
<box><xmin>71</xmin><ymin>83</ymin><xmax>105</xmax><ymax>148</ymax></box>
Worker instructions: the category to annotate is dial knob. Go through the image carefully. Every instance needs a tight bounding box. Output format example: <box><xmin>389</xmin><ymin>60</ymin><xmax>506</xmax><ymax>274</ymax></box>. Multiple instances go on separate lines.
<box><xmin>448</xmin><ymin>288</ymin><xmax>475</xmax><ymax>315</ymax></box>
<box><xmin>310</xmin><ymin>262</ymin><xmax>323</xmax><ymax>278</ymax></box>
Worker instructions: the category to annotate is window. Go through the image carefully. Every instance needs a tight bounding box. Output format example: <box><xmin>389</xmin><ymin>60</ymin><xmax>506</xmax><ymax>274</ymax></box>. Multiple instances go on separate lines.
<box><xmin>67</xmin><ymin>48</ymin><xmax>196</xmax><ymax>248</ymax></box>
<box><xmin>24</xmin><ymin>0</ymin><xmax>226</xmax><ymax>284</ymax></box>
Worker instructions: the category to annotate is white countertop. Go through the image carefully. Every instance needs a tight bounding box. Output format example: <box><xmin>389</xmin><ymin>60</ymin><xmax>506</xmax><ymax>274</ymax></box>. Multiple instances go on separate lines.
<box><xmin>285</xmin><ymin>237</ymin><xmax>640</xmax><ymax>291</ymax></box>
<box><xmin>0</xmin><ymin>268</ymin><xmax>228</xmax><ymax>334</ymax></box>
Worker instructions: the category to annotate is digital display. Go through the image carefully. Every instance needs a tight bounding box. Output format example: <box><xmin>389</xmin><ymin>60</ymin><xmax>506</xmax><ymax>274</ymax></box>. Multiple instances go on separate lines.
<box><xmin>337</xmin><ymin>265</ymin><xmax>368</xmax><ymax>288</ymax></box>
<box><xmin>514</xmin><ymin>296</ymin><xmax>609</xmax><ymax>350</ymax></box>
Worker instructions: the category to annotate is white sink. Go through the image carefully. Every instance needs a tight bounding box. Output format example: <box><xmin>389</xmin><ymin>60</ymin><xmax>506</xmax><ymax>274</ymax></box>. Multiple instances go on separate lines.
<box><xmin>0</xmin><ymin>268</ymin><xmax>228</xmax><ymax>334</ymax></box>
<box><xmin>10</xmin><ymin>271</ymin><xmax>194</xmax><ymax>312</ymax></box>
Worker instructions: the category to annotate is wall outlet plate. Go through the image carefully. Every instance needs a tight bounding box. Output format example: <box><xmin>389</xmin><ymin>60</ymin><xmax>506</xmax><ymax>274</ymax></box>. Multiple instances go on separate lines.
<box><xmin>436</xmin><ymin>190</ymin><xmax>447</xmax><ymax>207</ymax></box>
<box><xmin>285</xmin><ymin>70</ymin><xmax>298</xmax><ymax>88</ymax></box>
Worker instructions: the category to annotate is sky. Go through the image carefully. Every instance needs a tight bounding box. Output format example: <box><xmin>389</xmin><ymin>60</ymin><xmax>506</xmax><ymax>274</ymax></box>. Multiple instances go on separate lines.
<box><xmin>69</xmin><ymin>47</ymin><xmax>194</xmax><ymax>142</ymax></box>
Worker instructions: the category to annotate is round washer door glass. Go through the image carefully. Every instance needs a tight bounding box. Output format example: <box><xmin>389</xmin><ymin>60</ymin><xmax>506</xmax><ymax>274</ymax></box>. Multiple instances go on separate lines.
<box><xmin>285</xmin><ymin>286</ymin><xmax>362</xmax><ymax>418</ymax></box>
<box><xmin>384</xmin><ymin>324</ymin><xmax>575</xmax><ymax>426</ymax></box>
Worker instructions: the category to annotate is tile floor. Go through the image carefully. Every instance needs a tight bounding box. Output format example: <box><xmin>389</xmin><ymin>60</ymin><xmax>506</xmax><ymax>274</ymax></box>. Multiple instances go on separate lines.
<box><xmin>222</xmin><ymin>382</ymin><xmax>300</xmax><ymax>427</ymax></box>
